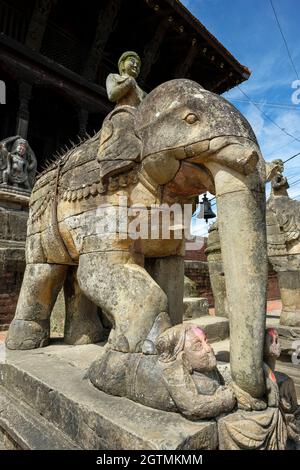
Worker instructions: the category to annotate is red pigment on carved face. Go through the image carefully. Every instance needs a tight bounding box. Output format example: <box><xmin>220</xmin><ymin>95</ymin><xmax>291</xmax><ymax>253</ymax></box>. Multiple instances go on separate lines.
<box><xmin>191</xmin><ymin>326</ymin><xmax>206</xmax><ymax>340</ymax></box>
<box><xmin>267</xmin><ymin>328</ymin><xmax>278</xmax><ymax>339</ymax></box>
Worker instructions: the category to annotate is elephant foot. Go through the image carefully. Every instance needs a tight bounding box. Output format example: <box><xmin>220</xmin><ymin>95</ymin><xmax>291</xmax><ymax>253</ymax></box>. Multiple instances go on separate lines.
<box><xmin>141</xmin><ymin>311</ymin><xmax>172</xmax><ymax>355</ymax></box>
<box><xmin>6</xmin><ymin>319</ymin><xmax>50</xmax><ymax>350</ymax></box>
<box><xmin>231</xmin><ymin>382</ymin><xmax>267</xmax><ymax>411</ymax></box>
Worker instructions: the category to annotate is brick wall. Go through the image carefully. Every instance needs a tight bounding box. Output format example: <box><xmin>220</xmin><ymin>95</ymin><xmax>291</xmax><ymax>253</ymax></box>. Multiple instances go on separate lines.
<box><xmin>0</xmin><ymin>207</ymin><xmax>28</xmax><ymax>330</ymax></box>
<box><xmin>0</xmin><ymin>247</ymin><xmax>26</xmax><ymax>329</ymax></box>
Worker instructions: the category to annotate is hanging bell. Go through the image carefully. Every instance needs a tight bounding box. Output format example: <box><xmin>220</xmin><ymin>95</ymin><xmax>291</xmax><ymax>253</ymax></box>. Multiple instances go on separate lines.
<box><xmin>202</xmin><ymin>193</ymin><xmax>216</xmax><ymax>223</ymax></box>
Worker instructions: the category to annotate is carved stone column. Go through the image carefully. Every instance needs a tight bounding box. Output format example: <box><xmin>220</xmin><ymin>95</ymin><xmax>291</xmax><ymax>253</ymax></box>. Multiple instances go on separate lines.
<box><xmin>16</xmin><ymin>83</ymin><xmax>32</xmax><ymax>139</ymax></box>
<box><xmin>25</xmin><ymin>0</ymin><xmax>56</xmax><ymax>51</ymax></box>
<box><xmin>83</xmin><ymin>0</ymin><xmax>123</xmax><ymax>81</ymax></box>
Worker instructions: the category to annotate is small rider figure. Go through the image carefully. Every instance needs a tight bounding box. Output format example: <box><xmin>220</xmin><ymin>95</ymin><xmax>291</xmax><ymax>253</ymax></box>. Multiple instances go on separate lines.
<box><xmin>106</xmin><ymin>51</ymin><xmax>147</xmax><ymax>108</ymax></box>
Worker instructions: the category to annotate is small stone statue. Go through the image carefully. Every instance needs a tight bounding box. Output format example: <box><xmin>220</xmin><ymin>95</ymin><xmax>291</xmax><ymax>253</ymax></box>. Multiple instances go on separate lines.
<box><xmin>264</xmin><ymin>328</ymin><xmax>300</xmax><ymax>447</ymax></box>
<box><xmin>89</xmin><ymin>324</ymin><xmax>236</xmax><ymax>420</ymax></box>
<box><xmin>98</xmin><ymin>52</ymin><xmax>147</xmax><ymax>181</ymax></box>
<box><xmin>0</xmin><ymin>136</ymin><xmax>37</xmax><ymax>190</ymax></box>
<box><xmin>218</xmin><ymin>328</ymin><xmax>300</xmax><ymax>450</ymax></box>
<box><xmin>106</xmin><ymin>51</ymin><xmax>146</xmax><ymax>107</ymax></box>
<box><xmin>267</xmin><ymin>159</ymin><xmax>300</xmax><ymax>328</ymax></box>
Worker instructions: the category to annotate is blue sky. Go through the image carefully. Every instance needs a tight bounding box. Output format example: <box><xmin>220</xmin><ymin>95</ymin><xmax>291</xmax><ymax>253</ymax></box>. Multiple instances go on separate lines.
<box><xmin>181</xmin><ymin>0</ymin><xmax>300</xmax><ymax>236</ymax></box>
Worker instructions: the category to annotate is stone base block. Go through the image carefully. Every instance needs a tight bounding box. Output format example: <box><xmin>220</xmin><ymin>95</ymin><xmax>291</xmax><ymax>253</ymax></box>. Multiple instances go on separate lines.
<box><xmin>267</xmin><ymin>324</ymin><xmax>300</xmax><ymax>355</ymax></box>
<box><xmin>183</xmin><ymin>297</ymin><xmax>209</xmax><ymax>319</ymax></box>
<box><xmin>184</xmin><ymin>315</ymin><xmax>229</xmax><ymax>343</ymax></box>
<box><xmin>0</xmin><ymin>343</ymin><xmax>218</xmax><ymax>450</ymax></box>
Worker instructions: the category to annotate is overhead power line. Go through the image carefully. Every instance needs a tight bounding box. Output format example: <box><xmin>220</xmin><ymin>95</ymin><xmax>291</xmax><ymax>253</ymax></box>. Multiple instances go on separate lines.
<box><xmin>283</xmin><ymin>151</ymin><xmax>300</xmax><ymax>163</ymax></box>
<box><xmin>269</xmin><ymin>0</ymin><xmax>299</xmax><ymax>80</ymax></box>
<box><xmin>238</xmin><ymin>86</ymin><xmax>300</xmax><ymax>144</ymax></box>
<box><xmin>289</xmin><ymin>177</ymin><xmax>300</xmax><ymax>188</ymax></box>
<box><xmin>231</xmin><ymin>98</ymin><xmax>300</xmax><ymax>111</ymax></box>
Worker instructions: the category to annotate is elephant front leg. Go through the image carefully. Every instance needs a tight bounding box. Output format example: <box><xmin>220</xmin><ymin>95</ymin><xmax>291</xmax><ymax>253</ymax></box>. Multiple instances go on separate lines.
<box><xmin>6</xmin><ymin>263</ymin><xmax>67</xmax><ymax>350</ymax></box>
<box><xmin>77</xmin><ymin>252</ymin><xmax>169</xmax><ymax>353</ymax></box>
<box><xmin>206</xmin><ymin>160</ymin><xmax>267</xmax><ymax>399</ymax></box>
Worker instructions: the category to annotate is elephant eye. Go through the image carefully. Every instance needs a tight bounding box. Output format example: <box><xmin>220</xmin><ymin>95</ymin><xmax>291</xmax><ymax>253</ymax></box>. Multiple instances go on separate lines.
<box><xmin>184</xmin><ymin>113</ymin><xmax>199</xmax><ymax>124</ymax></box>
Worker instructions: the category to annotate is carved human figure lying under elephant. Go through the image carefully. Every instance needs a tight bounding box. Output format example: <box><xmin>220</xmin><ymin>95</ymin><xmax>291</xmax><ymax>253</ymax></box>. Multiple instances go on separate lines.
<box><xmin>7</xmin><ymin>76</ymin><xmax>270</xmax><ymax>405</ymax></box>
<box><xmin>90</xmin><ymin>323</ymin><xmax>236</xmax><ymax>419</ymax></box>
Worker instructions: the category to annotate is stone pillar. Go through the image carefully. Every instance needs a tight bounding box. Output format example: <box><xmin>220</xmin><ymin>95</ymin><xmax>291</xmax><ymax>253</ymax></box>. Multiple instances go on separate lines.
<box><xmin>145</xmin><ymin>256</ymin><xmax>184</xmax><ymax>325</ymax></box>
<box><xmin>278</xmin><ymin>271</ymin><xmax>300</xmax><ymax>327</ymax></box>
<box><xmin>16</xmin><ymin>83</ymin><xmax>32</xmax><ymax>139</ymax></box>
<box><xmin>205</xmin><ymin>223</ymin><xmax>229</xmax><ymax>317</ymax></box>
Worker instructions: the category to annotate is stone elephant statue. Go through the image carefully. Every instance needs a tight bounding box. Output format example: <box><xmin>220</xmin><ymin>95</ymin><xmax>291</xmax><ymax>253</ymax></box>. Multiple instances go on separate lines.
<box><xmin>6</xmin><ymin>78</ymin><xmax>269</xmax><ymax>400</ymax></box>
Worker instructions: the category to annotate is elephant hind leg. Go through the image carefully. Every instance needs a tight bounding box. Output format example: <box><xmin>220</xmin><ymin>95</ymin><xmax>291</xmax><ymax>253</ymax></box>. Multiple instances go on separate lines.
<box><xmin>6</xmin><ymin>263</ymin><xmax>67</xmax><ymax>350</ymax></box>
<box><xmin>64</xmin><ymin>267</ymin><xmax>105</xmax><ymax>345</ymax></box>
<box><xmin>77</xmin><ymin>252</ymin><xmax>169</xmax><ymax>353</ymax></box>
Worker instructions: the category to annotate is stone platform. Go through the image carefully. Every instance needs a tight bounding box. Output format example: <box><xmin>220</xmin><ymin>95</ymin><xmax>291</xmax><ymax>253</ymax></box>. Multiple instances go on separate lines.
<box><xmin>0</xmin><ymin>342</ymin><xmax>218</xmax><ymax>450</ymax></box>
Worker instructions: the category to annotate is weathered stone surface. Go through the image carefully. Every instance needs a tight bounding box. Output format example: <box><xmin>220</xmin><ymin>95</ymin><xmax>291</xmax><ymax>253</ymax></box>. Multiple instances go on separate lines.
<box><xmin>183</xmin><ymin>274</ymin><xmax>209</xmax><ymax>319</ymax></box>
<box><xmin>278</xmin><ymin>271</ymin><xmax>300</xmax><ymax>327</ymax></box>
<box><xmin>206</xmin><ymin>223</ymin><xmax>228</xmax><ymax>317</ymax></box>
<box><xmin>50</xmin><ymin>289</ymin><xmax>65</xmax><ymax>337</ymax></box>
<box><xmin>218</xmin><ymin>408</ymin><xmax>287</xmax><ymax>450</ymax></box>
<box><xmin>184</xmin><ymin>275</ymin><xmax>198</xmax><ymax>297</ymax></box>
<box><xmin>266</xmin><ymin>162</ymin><xmax>300</xmax><ymax>330</ymax></box>
<box><xmin>145</xmin><ymin>256</ymin><xmax>184</xmax><ymax>325</ymax></box>
<box><xmin>0</xmin><ymin>346</ymin><xmax>218</xmax><ymax>450</ymax></box>
<box><xmin>183</xmin><ymin>297</ymin><xmax>209</xmax><ymax>319</ymax></box>
<box><xmin>0</xmin><ymin>385</ymin><xmax>79</xmax><ymax>450</ymax></box>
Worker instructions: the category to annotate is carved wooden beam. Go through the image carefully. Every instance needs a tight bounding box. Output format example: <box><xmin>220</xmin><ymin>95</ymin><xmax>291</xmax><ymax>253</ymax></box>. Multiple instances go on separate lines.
<box><xmin>139</xmin><ymin>16</ymin><xmax>173</xmax><ymax>84</ymax></box>
<box><xmin>25</xmin><ymin>0</ymin><xmax>57</xmax><ymax>51</ymax></box>
<box><xmin>16</xmin><ymin>82</ymin><xmax>33</xmax><ymax>138</ymax></box>
<box><xmin>83</xmin><ymin>0</ymin><xmax>123</xmax><ymax>81</ymax></box>
<box><xmin>78</xmin><ymin>108</ymin><xmax>89</xmax><ymax>136</ymax></box>
<box><xmin>174</xmin><ymin>38</ymin><xmax>198</xmax><ymax>78</ymax></box>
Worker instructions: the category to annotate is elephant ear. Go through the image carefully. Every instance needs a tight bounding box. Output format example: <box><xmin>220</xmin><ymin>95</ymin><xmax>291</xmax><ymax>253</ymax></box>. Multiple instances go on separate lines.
<box><xmin>97</xmin><ymin>106</ymin><xmax>141</xmax><ymax>181</ymax></box>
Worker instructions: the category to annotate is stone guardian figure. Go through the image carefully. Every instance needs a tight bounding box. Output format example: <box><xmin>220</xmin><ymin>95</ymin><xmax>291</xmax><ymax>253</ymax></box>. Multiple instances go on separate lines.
<box><xmin>0</xmin><ymin>136</ymin><xmax>37</xmax><ymax>190</ymax></box>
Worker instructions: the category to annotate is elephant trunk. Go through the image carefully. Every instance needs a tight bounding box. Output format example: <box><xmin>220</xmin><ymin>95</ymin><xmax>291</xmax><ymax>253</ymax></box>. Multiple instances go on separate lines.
<box><xmin>206</xmin><ymin>159</ymin><xmax>267</xmax><ymax>398</ymax></box>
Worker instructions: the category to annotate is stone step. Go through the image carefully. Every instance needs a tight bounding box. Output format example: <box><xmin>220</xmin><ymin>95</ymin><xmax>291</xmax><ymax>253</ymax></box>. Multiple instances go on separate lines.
<box><xmin>0</xmin><ymin>347</ymin><xmax>218</xmax><ymax>450</ymax></box>
<box><xmin>184</xmin><ymin>315</ymin><xmax>229</xmax><ymax>343</ymax></box>
<box><xmin>0</xmin><ymin>385</ymin><xmax>80</xmax><ymax>450</ymax></box>
<box><xmin>183</xmin><ymin>297</ymin><xmax>209</xmax><ymax>319</ymax></box>
<box><xmin>276</xmin><ymin>360</ymin><xmax>300</xmax><ymax>401</ymax></box>
<box><xmin>212</xmin><ymin>339</ymin><xmax>230</xmax><ymax>363</ymax></box>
